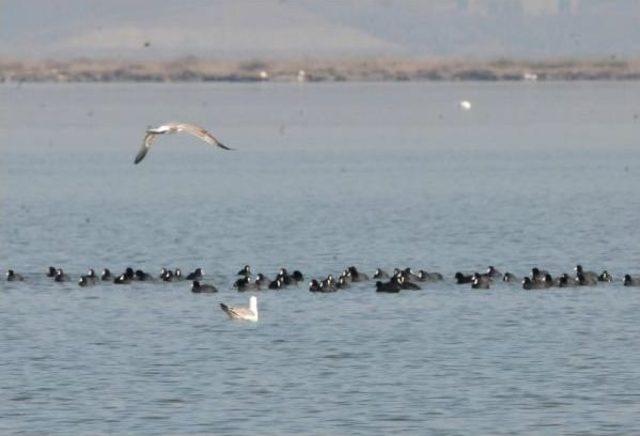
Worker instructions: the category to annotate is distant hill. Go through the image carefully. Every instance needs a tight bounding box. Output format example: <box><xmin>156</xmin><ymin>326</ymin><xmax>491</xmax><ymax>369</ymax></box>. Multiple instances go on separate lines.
<box><xmin>0</xmin><ymin>0</ymin><xmax>403</xmax><ymax>59</ymax></box>
<box><xmin>2</xmin><ymin>0</ymin><xmax>639</xmax><ymax>60</ymax></box>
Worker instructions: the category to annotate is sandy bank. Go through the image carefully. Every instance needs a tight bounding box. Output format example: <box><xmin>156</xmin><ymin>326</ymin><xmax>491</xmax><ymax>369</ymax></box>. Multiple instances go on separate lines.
<box><xmin>2</xmin><ymin>58</ymin><xmax>640</xmax><ymax>83</ymax></box>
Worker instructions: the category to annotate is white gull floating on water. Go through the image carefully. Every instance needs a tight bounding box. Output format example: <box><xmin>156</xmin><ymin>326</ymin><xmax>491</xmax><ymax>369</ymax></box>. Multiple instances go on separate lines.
<box><xmin>133</xmin><ymin>122</ymin><xmax>232</xmax><ymax>164</ymax></box>
<box><xmin>220</xmin><ymin>296</ymin><xmax>259</xmax><ymax>322</ymax></box>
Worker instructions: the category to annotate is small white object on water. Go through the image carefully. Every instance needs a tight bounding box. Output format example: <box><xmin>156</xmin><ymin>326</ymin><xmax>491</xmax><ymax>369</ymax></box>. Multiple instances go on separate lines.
<box><xmin>297</xmin><ymin>70</ymin><xmax>306</xmax><ymax>82</ymax></box>
<box><xmin>523</xmin><ymin>72</ymin><xmax>538</xmax><ymax>81</ymax></box>
<box><xmin>459</xmin><ymin>100</ymin><xmax>472</xmax><ymax>110</ymax></box>
<box><xmin>220</xmin><ymin>296</ymin><xmax>259</xmax><ymax>322</ymax></box>
<box><xmin>259</xmin><ymin>70</ymin><xmax>269</xmax><ymax>80</ymax></box>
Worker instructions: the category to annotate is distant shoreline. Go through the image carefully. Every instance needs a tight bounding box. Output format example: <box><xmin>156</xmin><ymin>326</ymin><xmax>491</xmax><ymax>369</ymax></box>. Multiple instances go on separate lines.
<box><xmin>2</xmin><ymin>58</ymin><xmax>640</xmax><ymax>83</ymax></box>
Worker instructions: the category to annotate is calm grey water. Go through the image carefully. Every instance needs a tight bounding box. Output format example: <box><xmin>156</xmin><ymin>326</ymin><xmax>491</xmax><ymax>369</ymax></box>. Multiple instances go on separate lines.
<box><xmin>1</xmin><ymin>82</ymin><xmax>640</xmax><ymax>434</ymax></box>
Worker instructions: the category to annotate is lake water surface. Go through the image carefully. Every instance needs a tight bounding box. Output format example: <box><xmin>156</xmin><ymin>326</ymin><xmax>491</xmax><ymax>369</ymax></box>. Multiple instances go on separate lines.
<box><xmin>1</xmin><ymin>82</ymin><xmax>640</xmax><ymax>434</ymax></box>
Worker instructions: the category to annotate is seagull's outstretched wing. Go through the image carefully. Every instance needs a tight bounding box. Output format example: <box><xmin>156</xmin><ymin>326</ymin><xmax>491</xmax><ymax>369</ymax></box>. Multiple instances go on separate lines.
<box><xmin>176</xmin><ymin>123</ymin><xmax>232</xmax><ymax>150</ymax></box>
<box><xmin>134</xmin><ymin>122</ymin><xmax>232</xmax><ymax>165</ymax></box>
<box><xmin>134</xmin><ymin>132</ymin><xmax>159</xmax><ymax>164</ymax></box>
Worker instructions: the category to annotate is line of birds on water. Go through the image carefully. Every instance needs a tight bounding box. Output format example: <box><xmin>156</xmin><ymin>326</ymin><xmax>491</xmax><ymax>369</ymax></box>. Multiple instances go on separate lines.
<box><xmin>4</xmin><ymin>264</ymin><xmax>640</xmax><ymax>290</ymax></box>
<box><xmin>306</xmin><ymin>265</ymin><xmax>640</xmax><ymax>292</ymax></box>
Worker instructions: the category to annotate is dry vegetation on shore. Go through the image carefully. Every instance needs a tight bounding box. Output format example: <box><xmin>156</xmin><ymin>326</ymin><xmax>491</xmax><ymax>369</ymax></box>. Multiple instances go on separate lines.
<box><xmin>2</xmin><ymin>57</ymin><xmax>640</xmax><ymax>83</ymax></box>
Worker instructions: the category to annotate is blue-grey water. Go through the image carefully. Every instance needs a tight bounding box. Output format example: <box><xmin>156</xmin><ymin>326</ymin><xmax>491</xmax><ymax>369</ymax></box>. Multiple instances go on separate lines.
<box><xmin>1</xmin><ymin>82</ymin><xmax>640</xmax><ymax>434</ymax></box>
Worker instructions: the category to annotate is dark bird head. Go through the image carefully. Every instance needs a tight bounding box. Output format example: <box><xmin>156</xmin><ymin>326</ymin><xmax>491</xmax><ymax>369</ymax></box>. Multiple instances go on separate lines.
<box><xmin>47</xmin><ymin>266</ymin><xmax>57</xmax><ymax>277</ymax></box>
<box><xmin>125</xmin><ymin>267</ymin><xmax>134</xmax><ymax>279</ymax></box>
<box><xmin>292</xmin><ymin>270</ymin><xmax>303</xmax><ymax>281</ymax></box>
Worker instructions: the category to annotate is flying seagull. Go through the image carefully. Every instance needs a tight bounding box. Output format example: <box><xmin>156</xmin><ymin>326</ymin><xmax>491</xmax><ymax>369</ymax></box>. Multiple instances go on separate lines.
<box><xmin>134</xmin><ymin>122</ymin><xmax>232</xmax><ymax>164</ymax></box>
<box><xmin>220</xmin><ymin>296</ymin><xmax>259</xmax><ymax>322</ymax></box>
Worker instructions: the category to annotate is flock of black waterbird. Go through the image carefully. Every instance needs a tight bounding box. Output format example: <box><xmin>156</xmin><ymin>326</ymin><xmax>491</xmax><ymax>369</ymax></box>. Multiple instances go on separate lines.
<box><xmin>3</xmin><ymin>264</ymin><xmax>640</xmax><ymax>292</ymax></box>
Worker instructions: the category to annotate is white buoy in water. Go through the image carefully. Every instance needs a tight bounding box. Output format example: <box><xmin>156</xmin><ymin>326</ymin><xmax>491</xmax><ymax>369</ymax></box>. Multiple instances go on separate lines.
<box><xmin>459</xmin><ymin>100</ymin><xmax>472</xmax><ymax>110</ymax></box>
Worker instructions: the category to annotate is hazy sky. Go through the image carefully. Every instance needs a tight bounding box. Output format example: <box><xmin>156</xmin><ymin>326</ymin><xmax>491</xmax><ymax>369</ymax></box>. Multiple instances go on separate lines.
<box><xmin>2</xmin><ymin>0</ymin><xmax>639</xmax><ymax>59</ymax></box>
